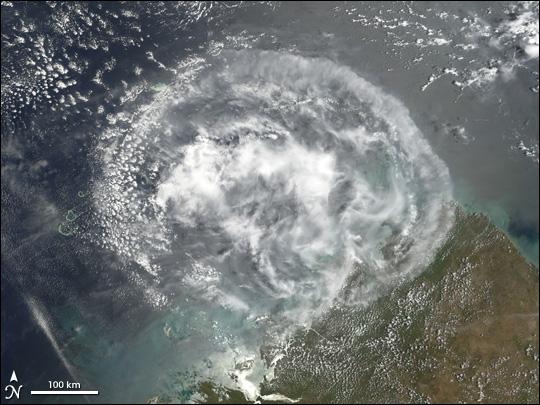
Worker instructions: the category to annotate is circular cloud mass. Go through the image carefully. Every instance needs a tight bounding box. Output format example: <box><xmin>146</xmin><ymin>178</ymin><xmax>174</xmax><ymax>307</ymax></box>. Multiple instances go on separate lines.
<box><xmin>94</xmin><ymin>51</ymin><xmax>453</xmax><ymax>322</ymax></box>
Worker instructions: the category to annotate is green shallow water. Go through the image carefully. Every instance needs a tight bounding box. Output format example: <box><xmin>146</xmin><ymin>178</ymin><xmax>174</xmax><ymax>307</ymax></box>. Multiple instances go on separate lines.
<box><xmin>454</xmin><ymin>184</ymin><xmax>539</xmax><ymax>268</ymax></box>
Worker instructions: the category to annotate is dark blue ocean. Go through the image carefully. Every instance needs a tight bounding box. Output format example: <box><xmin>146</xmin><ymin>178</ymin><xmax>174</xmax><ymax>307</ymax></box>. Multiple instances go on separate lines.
<box><xmin>2</xmin><ymin>2</ymin><xmax>538</xmax><ymax>404</ymax></box>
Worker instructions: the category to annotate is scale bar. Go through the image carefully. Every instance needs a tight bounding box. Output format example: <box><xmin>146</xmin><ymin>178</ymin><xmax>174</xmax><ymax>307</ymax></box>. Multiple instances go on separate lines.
<box><xmin>31</xmin><ymin>391</ymin><xmax>99</xmax><ymax>395</ymax></box>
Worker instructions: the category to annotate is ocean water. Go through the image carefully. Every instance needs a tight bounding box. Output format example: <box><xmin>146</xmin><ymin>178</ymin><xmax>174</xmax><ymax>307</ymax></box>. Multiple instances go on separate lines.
<box><xmin>1</xmin><ymin>2</ymin><xmax>538</xmax><ymax>403</ymax></box>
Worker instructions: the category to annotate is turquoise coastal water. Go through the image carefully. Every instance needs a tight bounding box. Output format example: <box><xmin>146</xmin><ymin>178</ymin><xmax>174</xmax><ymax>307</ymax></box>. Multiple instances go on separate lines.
<box><xmin>2</xmin><ymin>2</ymin><xmax>538</xmax><ymax>404</ymax></box>
<box><xmin>454</xmin><ymin>183</ymin><xmax>539</xmax><ymax>268</ymax></box>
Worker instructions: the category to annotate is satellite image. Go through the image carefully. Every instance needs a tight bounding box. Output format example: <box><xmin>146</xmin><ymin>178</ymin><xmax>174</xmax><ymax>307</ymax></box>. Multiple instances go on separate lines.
<box><xmin>1</xmin><ymin>2</ymin><xmax>538</xmax><ymax>404</ymax></box>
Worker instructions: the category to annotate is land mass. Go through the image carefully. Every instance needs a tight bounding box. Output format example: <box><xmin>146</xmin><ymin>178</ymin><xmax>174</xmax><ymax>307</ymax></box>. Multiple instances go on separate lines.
<box><xmin>150</xmin><ymin>208</ymin><xmax>539</xmax><ymax>404</ymax></box>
